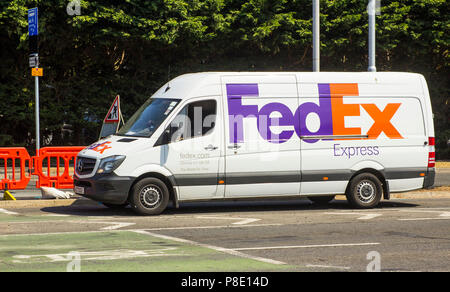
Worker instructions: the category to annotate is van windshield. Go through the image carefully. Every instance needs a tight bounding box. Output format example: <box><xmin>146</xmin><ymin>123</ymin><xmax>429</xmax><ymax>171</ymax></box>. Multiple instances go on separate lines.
<box><xmin>117</xmin><ymin>98</ymin><xmax>180</xmax><ymax>138</ymax></box>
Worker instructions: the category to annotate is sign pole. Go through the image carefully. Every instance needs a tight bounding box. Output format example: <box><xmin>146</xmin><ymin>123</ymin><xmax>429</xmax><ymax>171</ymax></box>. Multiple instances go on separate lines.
<box><xmin>312</xmin><ymin>0</ymin><xmax>320</xmax><ymax>72</ymax></box>
<box><xmin>28</xmin><ymin>7</ymin><xmax>40</xmax><ymax>155</ymax></box>
<box><xmin>35</xmin><ymin>69</ymin><xmax>40</xmax><ymax>153</ymax></box>
<box><xmin>368</xmin><ymin>0</ymin><xmax>377</xmax><ymax>72</ymax></box>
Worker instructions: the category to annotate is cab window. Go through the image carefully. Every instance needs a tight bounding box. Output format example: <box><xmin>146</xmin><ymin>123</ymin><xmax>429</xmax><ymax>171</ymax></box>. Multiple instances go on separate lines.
<box><xmin>156</xmin><ymin>99</ymin><xmax>216</xmax><ymax>145</ymax></box>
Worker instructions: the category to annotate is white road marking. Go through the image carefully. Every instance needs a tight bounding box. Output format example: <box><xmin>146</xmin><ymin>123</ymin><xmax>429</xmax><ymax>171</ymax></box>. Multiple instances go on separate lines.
<box><xmin>399</xmin><ymin>210</ymin><xmax>450</xmax><ymax>217</ymax></box>
<box><xmin>0</xmin><ymin>208</ymin><xmax>19</xmax><ymax>215</ymax></box>
<box><xmin>233</xmin><ymin>242</ymin><xmax>380</xmax><ymax>251</ymax></box>
<box><xmin>45</xmin><ymin>214</ymin><xmax>71</xmax><ymax>217</ymax></box>
<box><xmin>12</xmin><ymin>248</ymin><xmax>183</xmax><ymax>263</ymax></box>
<box><xmin>133</xmin><ymin>230</ymin><xmax>286</xmax><ymax>265</ymax></box>
<box><xmin>145</xmin><ymin>224</ymin><xmax>282</xmax><ymax>231</ymax></box>
<box><xmin>398</xmin><ymin>210</ymin><xmax>450</xmax><ymax>221</ymax></box>
<box><xmin>195</xmin><ymin>216</ymin><xmax>261</xmax><ymax>225</ymax></box>
<box><xmin>325</xmin><ymin>212</ymin><xmax>382</xmax><ymax>220</ymax></box>
<box><xmin>95</xmin><ymin>221</ymin><xmax>136</xmax><ymax>230</ymax></box>
<box><xmin>3</xmin><ymin>219</ymin><xmax>136</xmax><ymax>231</ymax></box>
<box><xmin>0</xmin><ymin>224</ymin><xmax>283</xmax><ymax>238</ymax></box>
<box><xmin>399</xmin><ymin>217</ymin><xmax>450</xmax><ymax>221</ymax></box>
<box><xmin>306</xmin><ymin>264</ymin><xmax>351</xmax><ymax>270</ymax></box>
<box><xmin>402</xmin><ymin>207</ymin><xmax>450</xmax><ymax>210</ymax></box>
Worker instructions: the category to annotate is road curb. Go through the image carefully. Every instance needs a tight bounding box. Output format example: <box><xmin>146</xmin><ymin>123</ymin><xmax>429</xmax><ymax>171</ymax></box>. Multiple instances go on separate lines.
<box><xmin>387</xmin><ymin>191</ymin><xmax>450</xmax><ymax>200</ymax></box>
<box><xmin>0</xmin><ymin>198</ymin><xmax>97</xmax><ymax>209</ymax></box>
<box><xmin>335</xmin><ymin>187</ymin><xmax>450</xmax><ymax>201</ymax></box>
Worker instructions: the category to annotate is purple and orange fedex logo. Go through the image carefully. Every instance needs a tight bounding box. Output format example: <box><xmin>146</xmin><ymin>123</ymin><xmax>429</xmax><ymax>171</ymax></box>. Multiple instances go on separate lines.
<box><xmin>226</xmin><ymin>83</ymin><xmax>403</xmax><ymax>144</ymax></box>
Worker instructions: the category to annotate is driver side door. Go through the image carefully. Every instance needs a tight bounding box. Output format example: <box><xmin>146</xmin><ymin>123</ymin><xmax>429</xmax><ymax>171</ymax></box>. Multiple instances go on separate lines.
<box><xmin>157</xmin><ymin>97</ymin><xmax>224</xmax><ymax>200</ymax></box>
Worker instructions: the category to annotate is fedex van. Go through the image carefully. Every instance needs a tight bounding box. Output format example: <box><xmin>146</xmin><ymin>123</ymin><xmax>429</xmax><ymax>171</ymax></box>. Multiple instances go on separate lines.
<box><xmin>73</xmin><ymin>72</ymin><xmax>435</xmax><ymax>215</ymax></box>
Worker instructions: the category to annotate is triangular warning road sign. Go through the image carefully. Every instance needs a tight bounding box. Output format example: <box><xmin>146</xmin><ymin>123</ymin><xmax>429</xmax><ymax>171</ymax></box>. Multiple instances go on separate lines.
<box><xmin>104</xmin><ymin>95</ymin><xmax>120</xmax><ymax>123</ymax></box>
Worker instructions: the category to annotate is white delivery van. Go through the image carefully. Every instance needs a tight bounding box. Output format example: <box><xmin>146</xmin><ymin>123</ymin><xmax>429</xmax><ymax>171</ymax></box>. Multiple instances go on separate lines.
<box><xmin>74</xmin><ymin>72</ymin><xmax>435</xmax><ymax>215</ymax></box>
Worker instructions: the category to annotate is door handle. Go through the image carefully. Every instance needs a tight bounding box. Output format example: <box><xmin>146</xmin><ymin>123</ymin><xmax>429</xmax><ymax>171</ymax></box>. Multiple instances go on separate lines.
<box><xmin>204</xmin><ymin>144</ymin><xmax>218</xmax><ymax>151</ymax></box>
<box><xmin>227</xmin><ymin>144</ymin><xmax>241</xmax><ymax>150</ymax></box>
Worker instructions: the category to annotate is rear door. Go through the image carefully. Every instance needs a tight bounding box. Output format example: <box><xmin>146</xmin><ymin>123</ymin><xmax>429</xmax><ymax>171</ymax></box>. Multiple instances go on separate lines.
<box><xmin>221</xmin><ymin>75</ymin><xmax>301</xmax><ymax>198</ymax></box>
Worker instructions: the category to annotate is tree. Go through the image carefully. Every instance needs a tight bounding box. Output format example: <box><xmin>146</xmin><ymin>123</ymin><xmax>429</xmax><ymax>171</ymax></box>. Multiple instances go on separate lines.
<box><xmin>0</xmin><ymin>0</ymin><xmax>448</xmax><ymax>157</ymax></box>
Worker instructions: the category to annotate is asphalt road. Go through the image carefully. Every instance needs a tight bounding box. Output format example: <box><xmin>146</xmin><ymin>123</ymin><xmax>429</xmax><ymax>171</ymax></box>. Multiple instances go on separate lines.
<box><xmin>436</xmin><ymin>168</ymin><xmax>450</xmax><ymax>186</ymax></box>
<box><xmin>0</xmin><ymin>196</ymin><xmax>449</xmax><ymax>272</ymax></box>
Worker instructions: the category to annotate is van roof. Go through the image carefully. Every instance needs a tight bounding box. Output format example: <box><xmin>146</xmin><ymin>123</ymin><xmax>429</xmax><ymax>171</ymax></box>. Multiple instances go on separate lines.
<box><xmin>151</xmin><ymin>71</ymin><xmax>424</xmax><ymax>101</ymax></box>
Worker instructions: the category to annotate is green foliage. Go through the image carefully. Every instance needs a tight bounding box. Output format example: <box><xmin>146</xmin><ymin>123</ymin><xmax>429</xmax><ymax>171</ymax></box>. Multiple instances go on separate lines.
<box><xmin>0</xmin><ymin>0</ymin><xmax>449</xmax><ymax>158</ymax></box>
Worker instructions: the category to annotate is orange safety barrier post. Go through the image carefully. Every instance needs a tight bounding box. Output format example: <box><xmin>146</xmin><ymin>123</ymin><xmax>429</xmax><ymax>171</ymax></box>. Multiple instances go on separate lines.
<box><xmin>33</xmin><ymin>146</ymin><xmax>85</xmax><ymax>189</ymax></box>
<box><xmin>0</xmin><ymin>147</ymin><xmax>32</xmax><ymax>192</ymax></box>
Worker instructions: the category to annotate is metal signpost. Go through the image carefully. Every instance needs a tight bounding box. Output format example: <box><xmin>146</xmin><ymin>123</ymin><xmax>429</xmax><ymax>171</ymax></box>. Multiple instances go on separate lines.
<box><xmin>28</xmin><ymin>7</ymin><xmax>40</xmax><ymax>154</ymax></box>
<box><xmin>312</xmin><ymin>0</ymin><xmax>320</xmax><ymax>72</ymax></box>
<box><xmin>367</xmin><ymin>0</ymin><xmax>377</xmax><ymax>72</ymax></box>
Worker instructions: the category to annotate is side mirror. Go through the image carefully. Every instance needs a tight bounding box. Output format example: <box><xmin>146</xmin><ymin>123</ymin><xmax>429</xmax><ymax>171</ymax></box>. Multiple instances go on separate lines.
<box><xmin>154</xmin><ymin>128</ymin><xmax>170</xmax><ymax>147</ymax></box>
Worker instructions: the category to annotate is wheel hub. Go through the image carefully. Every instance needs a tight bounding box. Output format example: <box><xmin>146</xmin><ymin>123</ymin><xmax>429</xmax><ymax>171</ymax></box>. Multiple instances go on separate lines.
<box><xmin>140</xmin><ymin>186</ymin><xmax>161</xmax><ymax>209</ymax></box>
<box><xmin>357</xmin><ymin>181</ymin><xmax>375</xmax><ymax>203</ymax></box>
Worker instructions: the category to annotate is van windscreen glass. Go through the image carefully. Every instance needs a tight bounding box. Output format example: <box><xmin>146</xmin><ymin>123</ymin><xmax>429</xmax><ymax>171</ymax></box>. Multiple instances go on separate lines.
<box><xmin>117</xmin><ymin>98</ymin><xmax>180</xmax><ymax>138</ymax></box>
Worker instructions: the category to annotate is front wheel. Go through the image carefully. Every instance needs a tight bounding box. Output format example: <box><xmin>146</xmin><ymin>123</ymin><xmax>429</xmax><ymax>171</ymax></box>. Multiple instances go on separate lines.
<box><xmin>346</xmin><ymin>173</ymin><xmax>383</xmax><ymax>209</ymax></box>
<box><xmin>129</xmin><ymin>177</ymin><xmax>169</xmax><ymax>215</ymax></box>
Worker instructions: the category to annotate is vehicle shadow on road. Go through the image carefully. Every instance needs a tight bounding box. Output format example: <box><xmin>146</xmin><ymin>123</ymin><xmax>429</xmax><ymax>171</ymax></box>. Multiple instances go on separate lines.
<box><xmin>39</xmin><ymin>198</ymin><xmax>419</xmax><ymax>217</ymax></box>
<box><xmin>164</xmin><ymin>199</ymin><xmax>419</xmax><ymax>215</ymax></box>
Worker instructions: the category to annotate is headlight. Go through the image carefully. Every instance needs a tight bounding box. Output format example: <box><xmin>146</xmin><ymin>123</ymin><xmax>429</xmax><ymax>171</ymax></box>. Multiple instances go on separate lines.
<box><xmin>97</xmin><ymin>155</ymin><xmax>126</xmax><ymax>174</ymax></box>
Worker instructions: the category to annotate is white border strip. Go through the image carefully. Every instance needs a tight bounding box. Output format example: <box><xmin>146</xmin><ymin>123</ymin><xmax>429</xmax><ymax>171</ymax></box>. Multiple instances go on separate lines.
<box><xmin>0</xmin><ymin>208</ymin><xmax>19</xmax><ymax>215</ymax></box>
<box><xmin>234</xmin><ymin>242</ymin><xmax>380</xmax><ymax>251</ymax></box>
<box><xmin>132</xmin><ymin>230</ymin><xmax>286</xmax><ymax>266</ymax></box>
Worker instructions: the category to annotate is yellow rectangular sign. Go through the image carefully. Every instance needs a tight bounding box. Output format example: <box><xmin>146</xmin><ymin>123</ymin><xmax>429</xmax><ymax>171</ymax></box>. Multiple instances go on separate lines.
<box><xmin>31</xmin><ymin>67</ymin><xmax>43</xmax><ymax>76</ymax></box>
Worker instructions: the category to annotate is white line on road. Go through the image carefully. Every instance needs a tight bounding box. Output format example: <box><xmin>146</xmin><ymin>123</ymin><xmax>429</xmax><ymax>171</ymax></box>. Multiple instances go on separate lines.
<box><xmin>45</xmin><ymin>214</ymin><xmax>71</xmax><ymax>217</ymax></box>
<box><xmin>324</xmin><ymin>212</ymin><xmax>382</xmax><ymax>220</ymax></box>
<box><xmin>1</xmin><ymin>219</ymin><xmax>137</xmax><ymax>230</ymax></box>
<box><xmin>399</xmin><ymin>217</ymin><xmax>450</xmax><ymax>221</ymax></box>
<box><xmin>233</xmin><ymin>242</ymin><xmax>380</xmax><ymax>251</ymax></box>
<box><xmin>145</xmin><ymin>223</ymin><xmax>282</xmax><ymax>231</ymax></box>
<box><xmin>399</xmin><ymin>210</ymin><xmax>450</xmax><ymax>217</ymax></box>
<box><xmin>0</xmin><ymin>208</ymin><xmax>19</xmax><ymax>215</ymax></box>
<box><xmin>0</xmin><ymin>225</ymin><xmax>282</xmax><ymax>238</ymax></box>
<box><xmin>195</xmin><ymin>216</ymin><xmax>261</xmax><ymax>225</ymax></box>
<box><xmin>97</xmin><ymin>222</ymin><xmax>136</xmax><ymax>230</ymax></box>
<box><xmin>397</xmin><ymin>209</ymin><xmax>450</xmax><ymax>221</ymax></box>
<box><xmin>306</xmin><ymin>264</ymin><xmax>351</xmax><ymax>270</ymax></box>
<box><xmin>133</xmin><ymin>230</ymin><xmax>286</xmax><ymax>266</ymax></box>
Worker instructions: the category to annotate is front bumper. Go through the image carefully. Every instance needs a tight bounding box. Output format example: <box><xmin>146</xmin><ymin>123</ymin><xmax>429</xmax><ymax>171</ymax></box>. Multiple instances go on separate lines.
<box><xmin>73</xmin><ymin>173</ymin><xmax>135</xmax><ymax>205</ymax></box>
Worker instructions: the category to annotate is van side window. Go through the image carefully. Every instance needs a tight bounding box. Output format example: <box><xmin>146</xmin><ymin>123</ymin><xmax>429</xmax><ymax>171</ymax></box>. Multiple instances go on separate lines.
<box><xmin>157</xmin><ymin>100</ymin><xmax>217</xmax><ymax>145</ymax></box>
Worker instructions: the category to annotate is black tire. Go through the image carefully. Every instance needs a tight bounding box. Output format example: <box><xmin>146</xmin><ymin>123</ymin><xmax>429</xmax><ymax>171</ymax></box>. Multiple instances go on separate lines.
<box><xmin>102</xmin><ymin>202</ymin><xmax>128</xmax><ymax>209</ymax></box>
<box><xmin>129</xmin><ymin>177</ymin><xmax>169</xmax><ymax>215</ymax></box>
<box><xmin>308</xmin><ymin>195</ymin><xmax>335</xmax><ymax>204</ymax></box>
<box><xmin>346</xmin><ymin>173</ymin><xmax>382</xmax><ymax>209</ymax></box>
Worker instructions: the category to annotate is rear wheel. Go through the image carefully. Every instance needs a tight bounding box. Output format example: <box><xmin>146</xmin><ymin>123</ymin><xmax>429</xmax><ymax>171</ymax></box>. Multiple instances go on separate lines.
<box><xmin>346</xmin><ymin>173</ymin><xmax>382</xmax><ymax>208</ymax></box>
<box><xmin>308</xmin><ymin>195</ymin><xmax>335</xmax><ymax>205</ymax></box>
<box><xmin>129</xmin><ymin>177</ymin><xmax>169</xmax><ymax>215</ymax></box>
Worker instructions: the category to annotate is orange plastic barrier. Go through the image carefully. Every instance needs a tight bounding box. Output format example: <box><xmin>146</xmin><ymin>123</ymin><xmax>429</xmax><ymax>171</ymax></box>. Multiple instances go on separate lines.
<box><xmin>0</xmin><ymin>147</ymin><xmax>32</xmax><ymax>190</ymax></box>
<box><xmin>33</xmin><ymin>146</ymin><xmax>85</xmax><ymax>189</ymax></box>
